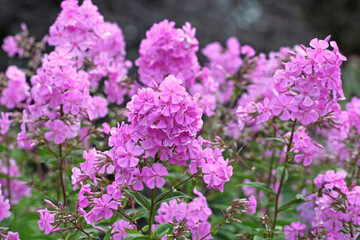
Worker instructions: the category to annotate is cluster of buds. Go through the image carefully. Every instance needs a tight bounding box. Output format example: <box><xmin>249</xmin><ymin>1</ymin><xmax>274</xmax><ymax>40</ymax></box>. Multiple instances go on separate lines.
<box><xmin>225</xmin><ymin>196</ymin><xmax>257</xmax><ymax>223</ymax></box>
<box><xmin>38</xmin><ymin>199</ymin><xmax>94</xmax><ymax>238</ymax></box>
<box><xmin>2</xmin><ymin>23</ymin><xmax>47</xmax><ymax>69</ymax></box>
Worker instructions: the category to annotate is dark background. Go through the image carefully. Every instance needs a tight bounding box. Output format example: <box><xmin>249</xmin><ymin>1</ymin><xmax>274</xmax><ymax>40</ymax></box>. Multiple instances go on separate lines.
<box><xmin>1</xmin><ymin>0</ymin><xmax>360</xmax><ymax>72</ymax></box>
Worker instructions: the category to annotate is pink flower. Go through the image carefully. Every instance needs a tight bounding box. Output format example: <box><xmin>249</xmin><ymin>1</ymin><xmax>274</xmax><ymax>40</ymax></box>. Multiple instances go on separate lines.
<box><xmin>44</xmin><ymin>120</ymin><xmax>69</xmax><ymax>144</ymax></box>
<box><xmin>92</xmin><ymin>194</ymin><xmax>119</xmax><ymax>220</ymax></box>
<box><xmin>271</xmin><ymin>95</ymin><xmax>297</xmax><ymax>121</ymax></box>
<box><xmin>294</xmin><ymin>145</ymin><xmax>318</xmax><ymax>166</ymax></box>
<box><xmin>246</xmin><ymin>195</ymin><xmax>257</xmax><ymax>214</ymax></box>
<box><xmin>155</xmin><ymin>199</ymin><xmax>178</xmax><ymax>223</ymax></box>
<box><xmin>2</xmin><ymin>36</ymin><xmax>18</xmax><ymax>57</ymax></box>
<box><xmin>87</xmin><ymin>96</ymin><xmax>108</xmax><ymax>120</ymax></box>
<box><xmin>283</xmin><ymin>222</ymin><xmax>306</xmax><ymax>240</ymax></box>
<box><xmin>257</xmin><ymin>98</ymin><xmax>272</xmax><ymax>122</ymax></box>
<box><xmin>142</xmin><ymin>163</ymin><xmax>168</xmax><ymax>189</ymax></box>
<box><xmin>37</xmin><ymin>208</ymin><xmax>55</xmax><ymax>235</ymax></box>
<box><xmin>115</xmin><ymin>141</ymin><xmax>144</xmax><ymax>168</ymax></box>
<box><xmin>0</xmin><ymin>191</ymin><xmax>11</xmax><ymax>221</ymax></box>
<box><xmin>107</xmin><ymin>181</ymin><xmax>122</xmax><ymax>200</ymax></box>
<box><xmin>4</xmin><ymin>231</ymin><xmax>20</xmax><ymax>240</ymax></box>
<box><xmin>112</xmin><ymin>219</ymin><xmax>134</xmax><ymax>240</ymax></box>
<box><xmin>322</xmin><ymin>170</ymin><xmax>347</xmax><ymax>192</ymax></box>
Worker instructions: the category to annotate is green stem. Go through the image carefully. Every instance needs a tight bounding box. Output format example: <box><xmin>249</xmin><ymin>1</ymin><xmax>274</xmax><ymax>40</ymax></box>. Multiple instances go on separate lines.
<box><xmin>59</xmin><ymin>143</ymin><xmax>67</xmax><ymax>206</ymax></box>
<box><xmin>117</xmin><ymin>210</ymin><xmax>145</xmax><ymax>234</ymax></box>
<box><xmin>148</xmin><ymin>188</ymin><xmax>156</xmax><ymax>236</ymax></box>
<box><xmin>234</xmin><ymin>152</ymin><xmax>269</xmax><ymax>186</ymax></box>
<box><xmin>271</xmin><ymin>120</ymin><xmax>297</xmax><ymax>236</ymax></box>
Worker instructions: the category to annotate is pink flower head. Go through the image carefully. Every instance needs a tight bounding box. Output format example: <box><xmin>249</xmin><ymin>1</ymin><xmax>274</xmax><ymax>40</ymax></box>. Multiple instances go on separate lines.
<box><xmin>0</xmin><ymin>185</ymin><xmax>11</xmax><ymax>221</ymax></box>
<box><xmin>91</xmin><ymin>194</ymin><xmax>119</xmax><ymax>220</ymax></box>
<box><xmin>142</xmin><ymin>163</ymin><xmax>168</xmax><ymax>189</ymax></box>
<box><xmin>115</xmin><ymin>141</ymin><xmax>143</xmax><ymax>168</ymax></box>
<box><xmin>283</xmin><ymin>222</ymin><xmax>306</xmax><ymax>240</ymax></box>
<box><xmin>112</xmin><ymin>219</ymin><xmax>134</xmax><ymax>240</ymax></box>
<box><xmin>107</xmin><ymin>181</ymin><xmax>122</xmax><ymax>200</ymax></box>
<box><xmin>322</xmin><ymin>170</ymin><xmax>347</xmax><ymax>192</ymax></box>
<box><xmin>37</xmin><ymin>208</ymin><xmax>55</xmax><ymax>235</ymax></box>
<box><xmin>2</xmin><ymin>36</ymin><xmax>18</xmax><ymax>57</ymax></box>
<box><xmin>44</xmin><ymin>120</ymin><xmax>69</xmax><ymax>144</ymax></box>
<box><xmin>246</xmin><ymin>195</ymin><xmax>257</xmax><ymax>214</ymax></box>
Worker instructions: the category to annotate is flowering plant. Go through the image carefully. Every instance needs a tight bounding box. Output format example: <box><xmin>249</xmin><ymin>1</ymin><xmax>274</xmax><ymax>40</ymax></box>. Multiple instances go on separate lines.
<box><xmin>0</xmin><ymin>0</ymin><xmax>358</xmax><ymax>239</ymax></box>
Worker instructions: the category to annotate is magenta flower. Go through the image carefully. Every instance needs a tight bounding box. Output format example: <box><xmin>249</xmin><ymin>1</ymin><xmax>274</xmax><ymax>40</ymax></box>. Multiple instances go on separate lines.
<box><xmin>107</xmin><ymin>181</ymin><xmax>122</xmax><ymax>200</ymax></box>
<box><xmin>44</xmin><ymin>120</ymin><xmax>69</xmax><ymax>144</ymax></box>
<box><xmin>130</xmin><ymin>168</ymin><xmax>144</xmax><ymax>191</ymax></box>
<box><xmin>4</xmin><ymin>231</ymin><xmax>20</xmax><ymax>240</ymax></box>
<box><xmin>293</xmin><ymin>130</ymin><xmax>312</xmax><ymax>149</ymax></box>
<box><xmin>92</xmin><ymin>194</ymin><xmax>119</xmax><ymax>220</ymax></box>
<box><xmin>246</xmin><ymin>195</ymin><xmax>257</xmax><ymax>214</ymax></box>
<box><xmin>37</xmin><ymin>208</ymin><xmax>55</xmax><ymax>235</ymax></box>
<box><xmin>322</xmin><ymin>170</ymin><xmax>347</xmax><ymax>191</ymax></box>
<box><xmin>283</xmin><ymin>222</ymin><xmax>306</xmax><ymax>240</ymax></box>
<box><xmin>2</xmin><ymin>36</ymin><xmax>18</xmax><ymax>57</ymax></box>
<box><xmin>321</xmin><ymin>208</ymin><xmax>345</xmax><ymax>232</ymax></box>
<box><xmin>112</xmin><ymin>219</ymin><xmax>134</xmax><ymax>240</ymax></box>
<box><xmin>158</xmin><ymin>75</ymin><xmax>185</xmax><ymax>105</ymax></box>
<box><xmin>155</xmin><ymin>199</ymin><xmax>178</xmax><ymax>223</ymax></box>
<box><xmin>294</xmin><ymin>145</ymin><xmax>318</xmax><ymax>166</ymax></box>
<box><xmin>115</xmin><ymin>141</ymin><xmax>144</xmax><ymax>168</ymax></box>
<box><xmin>0</xmin><ymin>194</ymin><xmax>11</xmax><ymax>221</ymax></box>
<box><xmin>62</xmin><ymin>89</ymin><xmax>83</xmax><ymax>115</ymax></box>
<box><xmin>142</xmin><ymin>163</ymin><xmax>168</xmax><ymax>189</ymax></box>
<box><xmin>257</xmin><ymin>98</ymin><xmax>272</xmax><ymax>122</ymax></box>
<box><xmin>87</xmin><ymin>96</ymin><xmax>108</xmax><ymax>120</ymax></box>
<box><xmin>271</xmin><ymin>95</ymin><xmax>297</xmax><ymax>121</ymax></box>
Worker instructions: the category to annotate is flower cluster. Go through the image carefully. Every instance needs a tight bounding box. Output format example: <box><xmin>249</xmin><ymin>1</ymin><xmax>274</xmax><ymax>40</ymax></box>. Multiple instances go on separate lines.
<box><xmin>155</xmin><ymin>188</ymin><xmax>213</xmax><ymax>239</ymax></box>
<box><xmin>2</xmin><ymin>23</ymin><xmax>46</xmax><ymax>69</ymax></box>
<box><xmin>289</xmin><ymin>170</ymin><xmax>360</xmax><ymax>239</ymax></box>
<box><xmin>1</xmin><ymin>66</ymin><xmax>30</xmax><ymax>110</ymax></box>
<box><xmin>0</xmin><ymin>184</ymin><xmax>20</xmax><ymax>240</ymax></box>
<box><xmin>65</xmin><ymin>75</ymin><xmax>234</xmax><ymax>238</ymax></box>
<box><xmin>48</xmin><ymin>0</ymin><xmax>132</xmax><ymax>104</ymax></box>
<box><xmin>15</xmin><ymin>0</ymin><xmax>137</xmax><ymax>148</ymax></box>
<box><xmin>326</xmin><ymin>96</ymin><xmax>360</xmax><ymax>166</ymax></box>
<box><xmin>136</xmin><ymin>20</ymin><xmax>200</xmax><ymax>88</ymax></box>
<box><xmin>242</xmin><ymin>36</ymin><xmax>346</xmax><ymax>126</ymax></box>
<box><xmin>0</xmin><ymin>158</ymin><xmax>31</xmax><ymax>204</ymax></box>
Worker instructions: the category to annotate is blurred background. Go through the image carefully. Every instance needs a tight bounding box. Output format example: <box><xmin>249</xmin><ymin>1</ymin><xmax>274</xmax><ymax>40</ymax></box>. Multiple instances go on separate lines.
<box><xmin>1</xmin><ymin>0</ymin><xmax>360</xmax><ymax>96</ymax></box>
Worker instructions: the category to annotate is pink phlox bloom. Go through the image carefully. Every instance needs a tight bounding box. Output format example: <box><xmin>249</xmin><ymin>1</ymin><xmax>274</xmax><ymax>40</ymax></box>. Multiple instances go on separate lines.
<box><xmin>107</xmin><ymin>181</ymin><xmax>122</xmax><ymax>200</ymax></box>
<box><xmin>155</xmin><ymin>199</ymin><xmax>178</xmax><ymax>223</ymax></box>
<box><xmin>112</xmin><ymin>219</ymin><xmax>134</xmax><ymax>240</ymax></box>
<box><xmin>257</xmin><ymin>97</ymin><xmax>272</xmax><ymax>122</ymax></box>
<box><xmin>283</xmin><ymin>221</ymin><xmax>306</xmax><ymax>240</ymax></box>
<box><xmin>142</xmin><ymin>163</ymin><xmax>168</xmax><ymax>189</ymax></box>
<box><xmin>92</xmin><ymin>194</ymin><xmax>119</xmax><ymax>220</ymax></box>
<box><xmin>44</xmin><ymin>120</ymin><xmax>69</xmax><ymax>144</ymax></box>
<box><xmin>294</xmin><ymin>144</ymin><xmax>318</xmax><ymax>166</ymax></box>
<box><xmin>37</xmin><ymin>208</ymin><xmax>55</xmax><ymax>235</ymax></box>
<box><xmin>115</xmin><ymin>141</ymin><xmax>143</xmax><ymax>168</ymax></box>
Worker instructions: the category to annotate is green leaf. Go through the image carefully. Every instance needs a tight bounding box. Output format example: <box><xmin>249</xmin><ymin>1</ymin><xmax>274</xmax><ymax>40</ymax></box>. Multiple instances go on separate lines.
<box><xmin>154</xmin><ymin>223</ymin><xmax>172</xmax><ymax>239</ymax></box>
<box><xmin>124</xmin><ymin>190</ymin><xmax>151</xmax><ymax>210</ymax></box>
<box><xmin>276</xmin><ymin>167</ymin><xmax>289</xmax><ymax>183</ymax></box>
<box><xmin>125</xmin><ymin>228</ymin><xmax>139</xmax><ymax>234</ymax></box>
<box><xmin>278</xmin><ymin>194</ymin><xmax>306</xmax><ymax>212</ymax></box>
<box><xmin>122</xmin><ymin>234</ymin><xmax>152</xmax><ymax>240</ymax></box>
<box><xmin>238</xmin><ymin>182</ymin><xmax>276</xmax><ymax>195</ymax></box>
<box><xmin>155</xmin><ymin>190</ymin><xmax>191</xmax><ymax>207</ymax></box>
<box><xmin>264</xmin><ymin>137</ymin><xmax>286</xmax><ymax>144</ymax></box>
<box><xmin>103</xmin><ymin>228</ymin><xmax>112</xmax><ymax>240</ymax></box>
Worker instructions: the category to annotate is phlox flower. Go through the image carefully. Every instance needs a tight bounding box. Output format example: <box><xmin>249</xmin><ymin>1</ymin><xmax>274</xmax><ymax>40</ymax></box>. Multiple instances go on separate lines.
<box><xmin>142</xmin><ymin>163</ymin><xmax>168</xmax><ymax>189</ymax></box>
<box><xmin>37</xmin><ymin>208</ymin><xmax>55</xmax><ymax>235</ymax></box>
